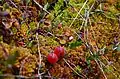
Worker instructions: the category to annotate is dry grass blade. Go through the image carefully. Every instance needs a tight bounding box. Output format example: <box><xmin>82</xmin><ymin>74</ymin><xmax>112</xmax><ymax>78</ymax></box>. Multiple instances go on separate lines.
<box><xmin>33</xmin><ymin>0</ymin><xmax>51</xmax><ymax>14</ymax></box>
<box><xmin>9</xmin><ymin>0</ymin><xmax>18</xmax><ymax>8</ymax></box>
<box><xmin>36</xmin><ymin>22</ymin><xmax>42</xmax><ymax>79</ymax></box>
<box><xmin>69</xmin><ymin>0</ymin><xmax>88</xmax><ymax>28</ymax></box>
<box><xmin>63</xmin><ymin>58</ymin><xmax>88</xmax><ymax>79</ymax></box>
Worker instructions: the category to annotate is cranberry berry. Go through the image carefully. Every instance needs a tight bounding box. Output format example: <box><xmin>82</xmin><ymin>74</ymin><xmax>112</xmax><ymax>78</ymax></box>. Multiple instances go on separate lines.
<box><xmin>47</xmin><ymin>53</ymin><xmax>58</xmax><ymax>64</ymax></box>
<box><xmin>54</xmin><ymin>46</ymin><xmax>65</xmax><ymax>58</ymax></box>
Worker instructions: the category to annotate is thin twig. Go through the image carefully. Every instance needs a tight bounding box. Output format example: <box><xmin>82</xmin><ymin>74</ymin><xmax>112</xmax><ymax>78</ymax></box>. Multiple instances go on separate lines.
<box><xmin>102</xmin><ymin>56</ymin><xmax>120</xmax><ymax>73</ymax></box>
<box><xmin>47</xmin><ymin>69</ymin><xmax>53</xmax><ymax>79</ymax></box>
<box><xmin>73</xmin><ymin>30</ymin><xmax>107</xmax><ymax>79</ymax></box>
<box><xmin>0</xmin><ymin>74</ymin><xmax>29</xmax><ymax>78</ymax></box>
<box><xmin>63</xmin><ymin>17</ymin><xmax>85</xmax><ymax>21</ymax></box>
<box><xmin>33</xmin><ymin>0</ymin><xmax>51</xmax><ymax>14</ymax></box>
<box><xmin>72</xmin><ymin>2</ymin><xmax>108</xmax><ymax>78</ymax></box>
<box><xmin>98</xmin><ymin>59</ymin><xmax>118</xmax><ymax>78</ymax></box>
<box><xmin>69</xmin><ymin>0</ymin><xmax>88</xmax><ymax>28</ymax></box>
<box><xmin>36</xmin><ymin>22</ymin><xmax>42</xmax><ymax>79</ymax></box>
<box><xmin>96</xmin><ymin>59</ymin><xmax>108</xmax><ymax>79</ymax></box>
<box><xmin>0</xmin><ymin>74</ymin><xmax>54</xmax><ymax>78</ymax></box>
<box><xmin>67</xmin><ymin>60</ymin><xmax>88</xmax><ymax>79</ymax></box>
<box><xmin>19</xmin><ymin>55</ymin><xmax>30</xmax><ymax>75</ymax></box>
<box><xmin>9</xmin><ymin>0</ymin><xmax>18</xmax><ymax>8</ymax></box>
<box><xmin>63</xmin><ymin>58</ymin><xmax>87</xmax><ymax>79</ymax></box>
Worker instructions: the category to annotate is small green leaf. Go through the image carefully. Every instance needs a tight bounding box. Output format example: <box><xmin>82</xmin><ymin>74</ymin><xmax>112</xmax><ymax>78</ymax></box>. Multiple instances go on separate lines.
<box><xmin>86</xmin><ymin>59</ymin><xmax>91</xmax><ymax>66</ymax></box>
<box><xmin>75</xmin><ymin>65</ymin><xmax>82</xmax><ymax>73</ymax></box>
<box><xmin>26</xmin><ymin>30</ymin><xmax>30</xmax><ymax>35</ymax></box>
<box><xmin>69</xmin><ymin>39</ymin><xmax>82</xmax><ymax>48</ymax></box>
<box><xmin>44</xmin><ymin>3</ymin><xmax>50</xmax><ymax>10</ymax></box>
<box><xmin>87</xmin><ymin>53</ymin><xmax>99</xmax><ymax>60</ymax></box>
<box><xmin>26</xmin><ymin>0</ymin><xmax>31</xmax><ymax>5</ymax></box>
<box><xmin>117</xmin><ymin>44</ymin><xmax>120</xmax><ymax>52</ymax></box>
<box><xmin>27</xmin><ymin>41</ymin><xmax>34</xmax><ymax>48</ymax></box>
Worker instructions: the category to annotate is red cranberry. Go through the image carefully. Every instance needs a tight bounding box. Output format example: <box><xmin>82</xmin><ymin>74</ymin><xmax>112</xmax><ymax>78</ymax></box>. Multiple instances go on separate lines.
<box><xmin>54</xmin><ymin>46</ymin><xmax>65</xmax><ymax>58</ymax></box>
<box><xmin>47</xmin><ymin>53</ymin><xmax>58</xmax><ymax>64</ymax></box>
